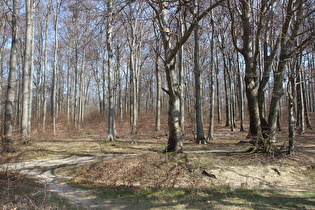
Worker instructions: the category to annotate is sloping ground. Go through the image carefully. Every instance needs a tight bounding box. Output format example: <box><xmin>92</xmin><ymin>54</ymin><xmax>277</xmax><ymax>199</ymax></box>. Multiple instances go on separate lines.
<box><xmin>2</xmin><ymin>150</ymin><xmax>314</xmax><ymax>209</ymax></box>
<box><xmin>63</xmin><ymin>151</ymin><xmax>315</xmax><ymax>191</ymax></box>
<box><xmin>1</xmin><ymin>113</ymin><xmax>315</xmax><ymax>209</ymax></box>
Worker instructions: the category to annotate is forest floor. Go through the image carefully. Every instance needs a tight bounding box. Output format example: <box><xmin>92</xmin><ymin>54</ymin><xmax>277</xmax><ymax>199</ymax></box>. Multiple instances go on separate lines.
<box><xmin>1</xmin><ymin>112</ymin><xmax>315</xmax><ymax>209</ymax></box>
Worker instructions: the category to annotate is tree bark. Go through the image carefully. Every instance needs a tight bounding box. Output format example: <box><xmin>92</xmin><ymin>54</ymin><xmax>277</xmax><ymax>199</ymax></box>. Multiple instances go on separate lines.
<box><xmin>266</xmin><ymin>0</ymin><xmax>304</xmax><ymax>151</ymax></box>
<box><xmin>51</xmin><ymin>1</ymin><xmax>61</xmax><ymax>134</ymax></box>
<box><xmin>106</xmin><ymin>0</ymin><xmax>116</xmax><ymax>141</ymax></box>
<box><xmin>207</xmin><ymin>15</ymin><xmax>215</xmax><ymax>141</ymax></box>
<box><xmin>236</xmin><ymin>52</ymin><xmax>245</xmax><ymax>131</ymax></box>
<box><xmin>155</xmin><ymin>42</ymin><xmax>161</xmax><ymax>132</ymax></box>
<box><xmin>149</xmin><ymin>0</ymin><xmax>224</xmax><ymax>152</ymax></box>
<box><xmin>288</xmin><ymin>76</ymin><xmax>295</xmax><ymax>155</ymax></box>
<box><xmin>3</xmin><ymin>0</ymin><xmax>19</xmax><ymax>152</ymax></box>
<box><xmin>193</xmin><ymin>0</ymin><xmax>205</xmax><ymax>143</ymax></box>
<box><xmin>229</xmin><ymin>0</ymin><xmax>262</xmax><ymax>142</ymax></box>
<box><xmin>21</xmin><ymin>0</ymin><xmax>34</xmax><ymax>140</ymax></box>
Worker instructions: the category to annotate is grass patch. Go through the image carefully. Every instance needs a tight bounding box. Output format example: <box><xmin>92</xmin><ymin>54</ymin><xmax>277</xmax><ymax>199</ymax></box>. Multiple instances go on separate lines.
<box><xmin>64</xmin><ymin>182</ymin><xmax>315</xmax><ymax>209</ymax></box>
<box><xmin>0</xmin><ymin>172</ymin><xmax>74</xmax><ymax>209</ymax></box>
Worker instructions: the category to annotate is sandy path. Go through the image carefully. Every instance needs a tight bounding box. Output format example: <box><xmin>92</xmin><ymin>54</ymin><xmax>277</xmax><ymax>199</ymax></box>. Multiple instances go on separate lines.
<box><xmin>1</xmin><ymin>154</ymin><xmax>139</xmax><ymax>209</ymax></box>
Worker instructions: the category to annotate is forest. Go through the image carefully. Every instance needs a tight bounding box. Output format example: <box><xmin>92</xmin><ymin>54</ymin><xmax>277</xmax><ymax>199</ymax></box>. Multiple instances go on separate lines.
<box><xmin>0</xmin><ymin>0</ymin><xmax>315</xmax><ymax>209</ymax></box>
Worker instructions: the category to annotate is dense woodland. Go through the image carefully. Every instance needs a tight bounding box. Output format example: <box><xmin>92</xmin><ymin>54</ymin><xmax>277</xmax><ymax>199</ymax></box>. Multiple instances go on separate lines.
<box><xmin>0</xmin><ymin>0</ymin><xmax>314</xmax><ymax>153</ymax></box>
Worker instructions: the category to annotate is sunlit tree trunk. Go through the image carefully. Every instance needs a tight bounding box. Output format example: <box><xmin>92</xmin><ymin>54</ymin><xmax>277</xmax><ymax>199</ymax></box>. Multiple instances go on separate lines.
<box><xmin>267</xmin><ymin>0</ymin><xmax>304</xmax><ymax>150</ymax></box>
<box><xmin>42</xmin><ymin>3</ymin><xmax>51</xmax><ymax>130</ymax></box>
<box><xmin>296</xmin><ymin>67</ymin><xmax>305</xmax><ymax>134</ymax></box>
<box><xmin>216</xmin><ymin>58</ymin><xmax>221</xmax><ymax>124</ymax></box>
<box><xmin>51</xmin><ymin>1</ymin><xmax>61</xmax><ymax>134</ymax></box>
<box><xmin>149</xmin><ymin>0</ymin><xmax>224</xmax><ymax>152</ymax></box>
<box><xmin>106</xmin><ymin>0</ymin><xmax>116</xmax><ymax>141</ymax></box>
<box><xmin>236</xmin><ymin>52</ymin><xmax>245</xmax><ymax>131</ymax></box>
<box><xmin>21</xmin><ymin>0</ymin><xmax>34</xmax><ymax>140</ymax></box>
<box><xmin>155</xmin><ymin>42</ymin><xmax>161</xmax><ymax>132</ymax></box>
<box><xmin>178</xmin><ymin>12</ymin><xmax>185</xmax><ymax>135</ymax></box>
<box><xmin>229</xmin><ymin>0</ymin><xmax>262</xmax><ymax>142</ymax></box>
<box><xmin>241</xmin><ymin>1</ymin><xmax>261</xmax><ymax>140</ymax></box>
<box><xmin>3</xmin><ymin>0</ymin><xmax>19</xmax><ymax>152</ymax></box>
<box><xmin>130</xmin><ymin>39</ymin><xmax>138</xmax><ymax>134</ymax></box>
<box><xmin>0</xmin><ymin>16</ymin><xmax>7</xmax><ymax>130</ymax></box>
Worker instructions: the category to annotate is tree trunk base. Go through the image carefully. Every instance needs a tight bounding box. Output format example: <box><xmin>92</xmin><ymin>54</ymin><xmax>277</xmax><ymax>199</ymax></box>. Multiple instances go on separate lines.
<box><xmin>2</xmin><ymin>137</ymin><xmax>17</xmax><ymax>153</ymax></box>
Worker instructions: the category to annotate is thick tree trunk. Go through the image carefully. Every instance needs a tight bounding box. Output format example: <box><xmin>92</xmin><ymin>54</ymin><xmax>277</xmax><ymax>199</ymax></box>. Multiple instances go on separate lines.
<box><xmin>164</xmin><ymin>59</ymin><xmax>183</xmax><ymax>152</ymax></box>
<box><xmin>230</xmin><ymin>0</ymin><xmax>262</xmax><ymax>142</ymax></box>
<box><xmin>21</xmin><ymin>0</ymin><xmax>34</xmax><ymax>140</ymax></box>
<box><xmin>242</xmin><ymin>1</ymin><xmax>262</xmax><ymax>140</ymax></box>
<box><xmin>266</xmin><ymin>0</ymin><xmax>304</xmax><ymax>151</ymax></box>
<box><xmin>3</xmin><ymin>0</ymin><xmax>19</xmax><ymax>152</ymax></box>
<box><xmin>267</xmin><ymin>60</ymin><xmax>285</xmax><ymax>145</ymax></box>
<box><xmin>258</xmin><ymin>39</ymin><xmax>279</xmax><ymax>136</ymax></box>
<box><xmin>149</xmin><ymin>0</ymin><xmax>224</xmax><ymax>152</ymax></box>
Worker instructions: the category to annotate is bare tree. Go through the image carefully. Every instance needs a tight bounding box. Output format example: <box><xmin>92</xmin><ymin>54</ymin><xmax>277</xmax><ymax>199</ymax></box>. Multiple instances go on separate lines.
<box><xmin>265</xmin><ymin>0</ymin><xmax>311</xmax><ymax>151</ymax></box>
<box><xmin>51</xmin><ymin>0</ymin><xmax>62</xmax><ymax>134</ymax></box>
<box><xmin>21</xmin><ymin>0</ymin><xmax>35</xmax><ymax>140</ymax></box>
<box><xmin>193</xmin><ymin>0</ymin><xmax>205</xmax><ymax>143</ymax></box>
<box><xmin>228</xmin><ymin>0</ymin><xmax>263</xmax><ymax>143</ymax></box>
<box><xmin>149</xmin><ymin>0</ymin><xmax>225</xmax><ymax>152</ymax></box>
<box><xmin>106</xmin><ymin>0</ymin><xmax>116</xmax><ymax>141</ymax></box>
<box><xmin>3</xmin><ymin>0</ymin><xmax>19</xmax><ymax>152</ymax></box>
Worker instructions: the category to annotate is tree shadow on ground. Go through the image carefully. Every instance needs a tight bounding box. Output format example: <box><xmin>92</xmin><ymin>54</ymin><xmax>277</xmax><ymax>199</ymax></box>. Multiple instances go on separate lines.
<box><xmin>71</xmin><ymin>184</ymin><xmax>315</xmax><ymax>209</ymax></box>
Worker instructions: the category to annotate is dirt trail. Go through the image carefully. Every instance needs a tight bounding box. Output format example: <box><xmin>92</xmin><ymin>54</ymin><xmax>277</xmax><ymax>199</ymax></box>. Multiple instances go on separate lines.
<box><xmin>1</xmin><ymin>149</ymin><xmax>314</xmax><ymax>209</ymax></box>
<box><xmin>1</xmin><ymin>154</ymin><xmax>139</xmax><ymax>209</ymax></box>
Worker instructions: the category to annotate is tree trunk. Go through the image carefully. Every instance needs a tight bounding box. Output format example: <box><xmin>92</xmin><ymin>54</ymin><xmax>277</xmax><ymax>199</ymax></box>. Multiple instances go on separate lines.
<box><xmin>130</xmin><ymin>45</ymin><xmax>138</xmax><ymax>134</ymax></box>
<box><xmin>178</xmin><ymin>15</ymin><xmax>185</xmax><ymax>135</ymax></box>
<box><xmin>155</xmin><ymin>42</ymin><xmax>161</xmax><ymax>132</ymax></box>
<box><xmin>223</xmin><ymin>56</ymin><xmax>230</xmax><ymax>128</ymax></box>
<box><xmin>3</xmin><ymin>0</ymin><xmax>19</xmax><ymax>152</ymax></box>
<box><xmin>302</xmin><ymin>71</ymin><xmax>312</xmax><ymax>129</ymax></box>
<box><xmin>207</xmin><ymin>16</ymin><xmax>215</xmax><ymax>141</ymax></box>
<box><xmin>266</xmin><ymin>0</ymin><xmax>304</xmax><ymax>151</ymax></box>
<box><xmin>149</xmin><ymin>0</ymin><xmax>224</xmax><ymax>152</ymax></box>
<box><xmin>288</xmin><ymin>76</ymin><xmax>295</xmax><ymax>155</ymax></box>
<box><xmin>230</xmin><ymin>0</ymin><xmax>262</xmax><ymax>141</ymax></box>
<box><xmin>216</xmin><ymin>63</ymin><xmax>221</xmax><ymax>124</ymax></box>
<box><xmin>164</xmin><ymin>59</ymin><xmax>183</xmax><ymax>152</ymax></box>
<box><xmin>51</xmin><ymin>2</ymin><xmax>61</xmax><ymax>134</ymax></box>
<box><xmin>193</xmin><ymin>2</ymin><xmax>205</xmax><ymax>143</ymax></box>
<box><xmin>106</xmin><ymin>0</ymin><xmax>115</xmax><ymax>141</ymax></box>
<box><xmin>42</xmin><ymin>6</ymin><xmax>50</xmax><ymax>130</ymax></box>
<box><xmin>296</xmin><ymin>69</ymin><xmax>305</xmax><ymax>134</ymax></box>
<box><xmin>21</xmin><ymin>0</ymin><xmax>34</xmax><ymax>140</ymax></box>
<box><xmin>236</xmin><ymin>52</ymin><xmax>245</xmax><ymax>131</ymax></box>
